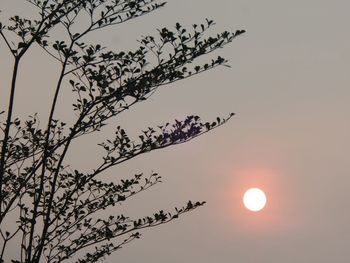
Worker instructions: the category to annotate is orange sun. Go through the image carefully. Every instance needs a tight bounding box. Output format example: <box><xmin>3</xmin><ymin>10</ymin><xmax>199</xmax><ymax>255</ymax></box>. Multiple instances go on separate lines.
<box><xmin>243</xmin><ymin>188</ymin><xmax>267</xmax><ymax>212</ymax></box>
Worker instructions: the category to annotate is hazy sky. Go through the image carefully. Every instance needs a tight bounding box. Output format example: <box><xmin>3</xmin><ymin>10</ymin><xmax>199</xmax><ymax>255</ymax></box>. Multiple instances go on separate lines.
<box><xmin>1</xmin><ymin>0</ymin><xmax>350</xmax><ymax>262</ymax></box>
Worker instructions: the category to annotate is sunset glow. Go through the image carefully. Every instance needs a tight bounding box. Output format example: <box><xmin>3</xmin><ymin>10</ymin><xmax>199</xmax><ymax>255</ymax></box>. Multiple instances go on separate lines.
<box><xmin>243</xmin><ymin>188</ymin><xmax>267</xmax><ymax>212</ymax></box>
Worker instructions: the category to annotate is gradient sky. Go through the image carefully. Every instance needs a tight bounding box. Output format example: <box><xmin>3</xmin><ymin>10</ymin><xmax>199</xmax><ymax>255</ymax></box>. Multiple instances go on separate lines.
<box><xmin>1</xmin><ymin>0</ymin><xmax>350</xmax><ymax>262</ymax></box>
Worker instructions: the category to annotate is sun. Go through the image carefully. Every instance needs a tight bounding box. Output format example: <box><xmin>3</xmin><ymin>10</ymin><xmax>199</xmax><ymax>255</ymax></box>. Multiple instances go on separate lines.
<box><xmin>243</xmin><ymin>188</ymin><xmax>267</xmax><ymax>212</ymax></box>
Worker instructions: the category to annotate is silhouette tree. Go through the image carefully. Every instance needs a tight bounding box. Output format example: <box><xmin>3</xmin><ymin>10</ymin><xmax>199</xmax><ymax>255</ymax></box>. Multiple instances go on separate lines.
<box><xmin>0</xmin><ymin>1</ymin><xmax>244</xmax><ymax>262</ymax></box>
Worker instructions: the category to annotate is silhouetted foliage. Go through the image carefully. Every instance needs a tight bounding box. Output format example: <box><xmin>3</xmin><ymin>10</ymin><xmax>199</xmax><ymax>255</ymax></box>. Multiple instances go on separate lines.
<box><xmin>0</xmin><ymin>1</ymin><xmax>244</xmax><ymax>262</ymax></box>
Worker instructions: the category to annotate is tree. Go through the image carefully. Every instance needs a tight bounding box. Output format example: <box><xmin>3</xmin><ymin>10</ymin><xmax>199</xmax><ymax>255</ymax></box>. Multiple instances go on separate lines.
<box><xmin>0</xmin><ymin>1</ymin><xmax>244</xmax><ymax>262</ymax></box>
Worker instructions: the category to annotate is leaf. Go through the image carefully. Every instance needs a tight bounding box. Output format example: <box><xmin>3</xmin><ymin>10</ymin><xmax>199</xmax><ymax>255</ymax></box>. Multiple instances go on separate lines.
<box><xmin>18</xmin><ymin>42</ymin><xmax>26</xmax><ymax>49</ymax></box>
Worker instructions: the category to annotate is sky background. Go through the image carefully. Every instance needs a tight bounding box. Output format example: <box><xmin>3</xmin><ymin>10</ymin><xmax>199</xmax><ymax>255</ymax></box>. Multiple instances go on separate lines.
<box><xmin>1</xmin><ymin>0</ymin><xmax>350</xmax><ymax>262</ymax></box>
